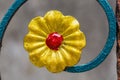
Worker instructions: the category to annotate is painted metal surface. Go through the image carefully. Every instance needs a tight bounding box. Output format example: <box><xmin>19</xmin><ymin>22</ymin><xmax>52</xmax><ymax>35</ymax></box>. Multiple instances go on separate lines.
<box><xmin>0</xmin><ymin>0</ymin><xmax>116</xmax><ymax>73</ymax></box>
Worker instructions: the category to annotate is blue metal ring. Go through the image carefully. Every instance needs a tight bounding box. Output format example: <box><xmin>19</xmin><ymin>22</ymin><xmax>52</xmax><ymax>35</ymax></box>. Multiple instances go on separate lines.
<box><xmin>0</xmin><ymin>0</ymin><xmax>116</xmax><ymax>73</ymax></box>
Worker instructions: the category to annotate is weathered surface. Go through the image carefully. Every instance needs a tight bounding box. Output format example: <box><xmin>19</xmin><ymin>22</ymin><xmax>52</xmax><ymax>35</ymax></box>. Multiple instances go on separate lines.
<box><xmin>117</xmin><ymin>0</ymin><xmax>120</xmax><ymax>80</ymax></box>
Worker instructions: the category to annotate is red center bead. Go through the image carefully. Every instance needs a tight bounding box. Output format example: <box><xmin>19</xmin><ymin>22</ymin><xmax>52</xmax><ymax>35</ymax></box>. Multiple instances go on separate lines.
<box><xmin>46</xmin><ymin>32</ymin><xmax>63</xmax><ymax>50</ymax></box>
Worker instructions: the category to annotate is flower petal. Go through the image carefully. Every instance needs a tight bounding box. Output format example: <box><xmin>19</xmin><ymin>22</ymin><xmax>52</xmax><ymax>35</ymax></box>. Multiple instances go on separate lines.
<box><xmin>24</xmin><ymin>32</ymin><xmax>46</xmax><ymax>53</ymax></box>
<box><xmin>59</xmin><ymin>47</ymin><xmax>78</xmax><ymax>66</ymax></box>
<box><xmin>63</xmin><ymin>30</ymin><xmax>86</xmax><ymax>49</ymax></box>
<box><xmin>39</xmin><ymin>49</ymin><xmax>51</xmax><ymax>65</ymax></box>
<box><xmin>61</xmin><ymin>16</ymin><xmax>80</xmax><ymax>36</ymax></box>
<box><xmin>45</xmin><ymin>50</ymin><xmax>58</xmax><ymax>72</ymax></box>
<box><xmin>28</xmin><ymin>16</ymin><xmax>50</xmax><ymax>37</ymax></box>
<box><xmin>56</xmin><ymin>51</ymin><xmax>66</xmax><ymax>71</ymax></box>
<box><xmin>61</xmin><ymin>44</ymin><xmax>81</xmax><ymax>66</ymax></box>
<box><xmin>44</xmin><ymin>10</ymin><xmax>64</xmax><ymax>32</ymax></box>
<box><xmin>29</xmin><ymin>46</ymin><xmax>48</xmax><ymax>67</ymax></box>
<box><xmin>45</xmin><ymin>50</ymin><xmax>66</xmax><ymax>73</ymax></box>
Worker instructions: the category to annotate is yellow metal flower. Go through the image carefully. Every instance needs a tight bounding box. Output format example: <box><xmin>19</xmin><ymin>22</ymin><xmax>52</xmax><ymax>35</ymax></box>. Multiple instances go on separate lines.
<box><xmin>24</xmin><ymin>10</ymin><xmax>86</xmax><ymax>73</ymax></box>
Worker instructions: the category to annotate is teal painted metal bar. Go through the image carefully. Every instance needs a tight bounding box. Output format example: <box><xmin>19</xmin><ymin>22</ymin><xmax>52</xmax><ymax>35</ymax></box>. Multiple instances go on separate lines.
<box><xmin>65</xmin><ymin>0</ymin><xmax>116</xmax><ymax>73</ymax></box>
<box><xmin>0</xmin><ymin>0</ymin><xmax>116</xmax><ymax>73</ymax></box>
<box><xmin>0</xmin><ymin>0</ymin><xmax>27</xmax><ymax>39</ymax></box>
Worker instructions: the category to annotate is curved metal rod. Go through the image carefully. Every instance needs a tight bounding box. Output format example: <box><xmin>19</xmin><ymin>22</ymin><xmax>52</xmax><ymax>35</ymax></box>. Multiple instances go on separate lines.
<box><xmin>65</xmin><ymin>0</ymin><xmax>116</xmax><ymax>73</ymax></box>
<box><xmin>0</xmin><ymin>0</ymin><xmax>116</xmax><ymax>73</ymax></box>
<box><xmin>0</xmin><ymin>0</ymin><xmax>27</xmax><ymax>42</ymax></box>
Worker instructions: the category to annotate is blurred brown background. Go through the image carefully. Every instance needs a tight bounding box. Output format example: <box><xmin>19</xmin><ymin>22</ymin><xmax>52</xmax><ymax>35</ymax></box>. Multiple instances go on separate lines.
<box><xmin>0</xmin><ymin>0</ymin><xmax>117</xmax><ymax>80</ymax></box>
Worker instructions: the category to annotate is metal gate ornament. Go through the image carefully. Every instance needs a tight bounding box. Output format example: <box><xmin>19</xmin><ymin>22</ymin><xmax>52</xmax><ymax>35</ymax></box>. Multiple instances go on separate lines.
<box><xmin>24</xmin><ymin>10</ymin><xmax>86</xmax><ymax>73</ymax></box>
<box><xmin>0</xmin><ymin>0</ymin><xmax>116</xmax><ymax>73</ymax></box>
